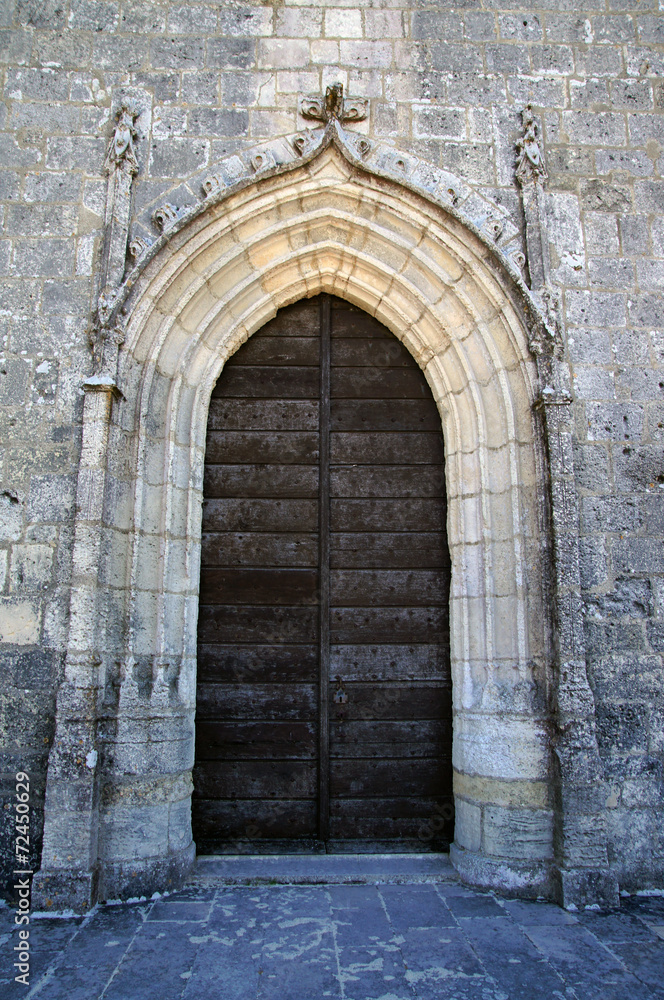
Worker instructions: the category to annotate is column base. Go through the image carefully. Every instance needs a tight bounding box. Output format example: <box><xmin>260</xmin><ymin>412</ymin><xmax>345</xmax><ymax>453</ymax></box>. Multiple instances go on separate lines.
<box><xmin>450</xmin><ymin>842</ymin><xmax>554</xmax><ymax>900</ymax></box>
<box><xmin>32</xmin><ymin>867</ymin><xmax>99</xmax><ymax>913</ymax></box>
<box><xmin>553</xmin><ymin>866</ymin><xmax>620</xmax><ymax>910</ymax></box>
<box><xmin>98</xmin><ymin>841</ymin><xmax>196</xmax><ymax>903</ymax></box>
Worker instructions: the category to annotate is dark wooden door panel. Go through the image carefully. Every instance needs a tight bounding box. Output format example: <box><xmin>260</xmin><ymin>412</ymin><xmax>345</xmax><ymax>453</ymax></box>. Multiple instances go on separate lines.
<box><xmin>330</xmin><ymin>533</ymin><xmax>448</xmax><ymax>568</ymax></box>
<box><xmin>196</xmin><ymin>683</ymin><xmax>317</xmax><ymax>720</ymax></box>
<box><xmin>202</xmin><ymin>498</ymin><xmax>318</xmax><ymax>531</ymax></box>
<box><xmin>218</xmin><ymin>366</ymin><xmax>320</xmax><ymax>398</ymax></box>
<box><xmin>206</xmin><ymin>430</ymin><xmax>319</xmax><ymax>464</ymax></box>
<box><xmin>330</xmin><ymin>431</ymin><xmax>444</xmax><ymax>464</ymax></box>
<box><xmin>330</xmin><ymin>498</ymin><xmax>446</xmax><ymax>531</ymax></box>
<box><xmin>330</xmin><ymin>398</ymin><xmax>440</xmax><ymax>432</ymax></box>
<box><xmin>196</xmin><ymin>721</ymin><xmax>317</xmax><ymax>759</ymax></box>
<box><xmin>330</xmin><ymin>569</ymin><xmax>448</xmax><ymax>606</ymax></box>
<box><xmin>200</xmin><ymin>568</ymin><xmax>319</xmax><ymax>605</ymax></box>
<box><xmin>204</xmin><ymin>466</ymin><xmax>318</xmax><ymax>499</ymax></box>
<box><xmin>198</xmin><ymin>605</ymin><xmax>318</xmax><ymax>643</ymax></box>
<box><xmin>329</xmin><ymin>645</ymin><xmax>449</xmax><ymax>681</ymax></box>
<box><xmin>194</xmin><ymin>799</ymin><xmax>317</xmax><ymax>846</ymax></box>
<box><xmin>194</xmin><ymin>296</ymin><xmax>452</xmax><ymax>853</ymax></box>
<box><xmin>197</xmin><ymin>645</ymin><xmax>317</xmax><ymax>683</ymax></box>
<box><xmin>208</xmin><ymin>399</ymin><xmax>319</xmax><ymax>431</ymax></box>
<box><xmin>202</xmin><ymin>532</ymin><xmax>317</xmax><ymax>568</ymax></box>
<box><xmin>330</xmin><ymin>606</ymin><xmax>448</xmax><ymax>643</ymax></box>
<box><xmin>330</xmin><ymin>466</ymin><xmax>445</xmax><ymax>498</ymax></box>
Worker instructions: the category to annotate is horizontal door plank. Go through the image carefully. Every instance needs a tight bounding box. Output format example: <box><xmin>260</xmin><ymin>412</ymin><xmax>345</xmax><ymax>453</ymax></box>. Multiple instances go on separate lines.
<box><xmin>331</xmin><ymin>499</ymin><xmax>445</xmax><ymax>531</ymax></box>
<box><xmin>194</xmin><ymin>760</ymin><xmax>317</xmax><ymax>798</ymax></box>
<box><xmin>330</xmin><ymin>532</ymin><xmax>449</xmax><ymax>569</ymax></box>
<box><xmin>330</xmin><ymin>432</ymin><xmax>443</xmax><ymax>465</ymax></box>
<box><xmin>198</xmin><ymin>605</ymin><xmax>317</xmax><ymax>643</ymax></box>
<box><xmin>330</xmin><ymin>399</ymin><xmax>440</xmax><ymax>432</ymax></box>
<box><xmin>196</xmin><ymin>682</ymin><xmax>317</xmax><ymax>720</ymax></box>
<box><xmin>329</xmin><ymin>644</ymin><xmax>450</xmax><ymax>681</ymax></box>
<box><xmin>217</xmin><ymin>366</ymin><xmax>319</xmax><ymax>399</ymax></box>
<box><xmin>328</xmin><ymin>682</ymin><xmax>451</xmax><ymax>721</ymax></box>
<box><xmin>330</xmin><ymin>720</ymin><xmax>449</xmax><ymax>744</ymax></box>
<box><xmin>329</xmin><ymin>306</ymin><xmax>393</xmax><ymax>339</ymax></box>
<box><xmin>331</xmin><ymin>338</ymin><xmax>414</xmax><ymax>368</ymax></box>
<box><xmin>204</xmin><ymin>465</ymin><xmax>318</xmax><ymax>499</ymax></box>
<box><xmin>202</xmin><ymin>532</ymin><xmax>317</xmax><ymax>568</ymax></box>
<box><xmin>206</xmin><ymin>431</ymin><xmax>319</xmax><ymax>465</ymax></box>
<box><xmin>330</xmin><ymin>796</ymin><xmax>454</xmax><ymax>851</ymax></box>
<box><xmin>208</xmin><ymin>399</ymin><xmax>319</xmax><ymax>431</ymax></box>
<box><xmin>332</xmin><ymin>368</ymin><xmax>430</xmax><ymax>399</ymax></box>
<box><xmin>331</xmin><ymin>466</ymin><xmax>445</xmax><ymax>498</ymax></box>
<box><xmin>330</xmin><ymin>758</ymin><xmax>450</xmax><ymax>798</ymax></box>
<box><xmin>196</xmin><ymin>721</ymin><xmax>317</xmax><ymax>759</ymax></box>
<box><xmin>197</xmin><ymin>644</ymin><xmax>318</xmax><ymax>683</ymax></box>
<box><xmin>192</xmin><ymin>799</ymin><xmax>317</xmax><ymax>839</ymax></box>
<box><xmin>256</xmin><ymin>300</ymin><xmax>321</xmax><ymax>338</ymax></box>
<box><xmin>202</xmin><ymin>498</ymin><xmax>318</xmax><ymax>531</ymax></box>
<box><xmin>200</xmin><ymin>568</ymin><xmax>318</xmax><ymax>606</ymax></box>
<box><xmin>331</xmin><ymin>606</ymin><xmax>447</xmax><ymax>643</ymax></box>
<box><xmin>330</xmin><ymin>569</ymin><xmax>448</xmax><ymax>606</ymax></box>
<box><xmin>223</xmin><ymin>335</ymin><xmax>319</xmax><ymax>367</ymax></box>
<box><xmin>330</xmin><ymin>741</ymin><xmax>450</xmax><ymax>760</ymax></box>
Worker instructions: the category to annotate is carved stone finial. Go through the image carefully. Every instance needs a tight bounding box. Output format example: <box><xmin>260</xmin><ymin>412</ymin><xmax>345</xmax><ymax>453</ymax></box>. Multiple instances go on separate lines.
<box><xmin>299</xmin><ymin>83</ymin><xmax>368</xmax><ymax>126</ymax></box>
<box><xmin>104</xmin><ymin>100</ymin><xmax>140</xmax><ymax>176</ymax></box>
<box><xmin>516</xmin><ymin>105</ymin><xmax>547</xmax><ymax>187</ymax></box>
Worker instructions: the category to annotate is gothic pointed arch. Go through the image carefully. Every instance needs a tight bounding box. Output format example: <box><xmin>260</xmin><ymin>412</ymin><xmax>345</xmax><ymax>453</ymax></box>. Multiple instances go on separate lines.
<box><xmin>34</xmin><ymin>125</ymin><xmax>615</xmax><ymax>912</ymax></box>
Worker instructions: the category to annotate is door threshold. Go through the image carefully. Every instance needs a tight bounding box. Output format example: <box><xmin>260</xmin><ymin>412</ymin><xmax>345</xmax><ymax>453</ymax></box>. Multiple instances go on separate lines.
<box><xmin>189</xmin><ymin>852</ymin><xmax>458</xmax><ymax>887</ymax></box>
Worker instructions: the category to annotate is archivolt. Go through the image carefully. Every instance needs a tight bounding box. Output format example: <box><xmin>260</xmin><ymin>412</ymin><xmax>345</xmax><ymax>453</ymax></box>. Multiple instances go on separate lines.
<box><xmin>99</xmin><ymin>143</ymin><xmax>553</xmax><ymax>895</ymax></box>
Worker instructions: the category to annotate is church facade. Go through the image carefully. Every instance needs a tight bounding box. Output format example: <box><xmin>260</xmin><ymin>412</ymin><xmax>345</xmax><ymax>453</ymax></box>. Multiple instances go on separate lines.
<box><xmin>0</xmin><ymin>0</ymin><xmax>662</xmax><ymax>911</ymax></box>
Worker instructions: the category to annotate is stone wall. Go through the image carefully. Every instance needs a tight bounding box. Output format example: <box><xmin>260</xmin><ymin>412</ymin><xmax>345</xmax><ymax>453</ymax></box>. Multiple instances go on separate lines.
<box><xmin>0</xmin><ymin>0</ymin><xmax>662</xmax><ymax>899</ymax></box>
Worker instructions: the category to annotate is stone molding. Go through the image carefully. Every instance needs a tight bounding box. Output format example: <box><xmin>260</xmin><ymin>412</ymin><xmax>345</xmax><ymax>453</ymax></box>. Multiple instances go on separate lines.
<box><xmin>35</xmin><ymin>121</ymin><xmax>615</xmax><ymax>911</ymax></box>
<box><xmin>110</xmin><ymin>117</ymin><xmax>559</xmax><ymax>358</ymax></box>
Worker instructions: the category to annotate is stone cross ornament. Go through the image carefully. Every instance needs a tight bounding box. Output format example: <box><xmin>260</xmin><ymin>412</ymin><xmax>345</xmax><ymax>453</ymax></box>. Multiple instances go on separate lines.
<box><xmin>515</xmin><ymin>104</ymin><xmax>547</xmax><ymax>186</ymax></box>
<box><xmin>299</xmin><ymin>82</ymin><xmax>368</xmax><ymax>125</ymax></box>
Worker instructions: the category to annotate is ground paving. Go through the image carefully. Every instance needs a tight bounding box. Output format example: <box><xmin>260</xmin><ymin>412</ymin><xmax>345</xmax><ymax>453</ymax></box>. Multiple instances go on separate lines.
<box><xmin>1</xmin><ymin>856</ymin><xmax>663</xmax><ymax>1000</ymax></box>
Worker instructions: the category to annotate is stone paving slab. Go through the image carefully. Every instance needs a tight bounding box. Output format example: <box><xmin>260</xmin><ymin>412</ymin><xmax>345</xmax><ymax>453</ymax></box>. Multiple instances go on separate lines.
<box><xmin>0</xmin><ymin>865</ymin><xmax>663</xmax><ymax>1000</ymax></box>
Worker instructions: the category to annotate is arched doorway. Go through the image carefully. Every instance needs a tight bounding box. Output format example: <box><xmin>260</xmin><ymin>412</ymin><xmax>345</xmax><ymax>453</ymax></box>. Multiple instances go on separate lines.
<box><xmin>194</xmin><ymin>295</ymin><xmax>453</xmax><ymax>853</ymax></box>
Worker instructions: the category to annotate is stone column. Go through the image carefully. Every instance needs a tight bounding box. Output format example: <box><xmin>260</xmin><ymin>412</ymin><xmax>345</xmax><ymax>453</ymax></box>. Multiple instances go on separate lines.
<box><xmin>535</xmin><ymin>357</ymin><xmax>619</xmax><ymax>909</ymax></box>
<box><xmin>516</xmin><ymin>105</ymin><xmax>618</xmax><ymax>908</ymax></box>
<box><xmin>32</xmin><ymin>379</ymin><xmax>119</xmax><ymax>911</ymax></box>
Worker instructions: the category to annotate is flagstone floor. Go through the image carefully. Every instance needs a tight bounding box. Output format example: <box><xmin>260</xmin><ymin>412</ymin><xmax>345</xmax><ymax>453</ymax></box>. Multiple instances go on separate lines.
<box><xmin>1</xmin><ymin>856</ymin><xmax>663</xmax><ymax>1000</ymax></box>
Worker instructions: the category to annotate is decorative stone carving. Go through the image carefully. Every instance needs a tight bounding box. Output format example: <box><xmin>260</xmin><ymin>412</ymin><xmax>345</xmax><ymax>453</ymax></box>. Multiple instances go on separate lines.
<box><xmin>152</xmin><ymin>202</ymin><xmax>181</xmax><ymax>233</ymax></box>
<box><xmin>516</xmin><ymin>104</ymin><xmax>547</xmax><ymax>187</ymax></box>
<box><xmin>250</xmin><ymin>150</ymin><xmax>274</xmax><ymax>173</ymax></box>
<box><xmin>128</xmin><ymin>235</ymin><xmax>154</xmax><ymax>261</ymax></box>
<box><xmin>514</xmin><ymin>104</ymin><xmax>563</xmax><ymax>356</ymax></box>
<box><xmin>299</xmin><ymin>82</ymin><xmax>368</xmax><ymax>125</ymax></box>
<box><xmin>91</xmin><ymin>99</ymin><xmax>141</xmax><ymax>382</ymax></box>
<box><xmin>89</xmin><ymin>321</ymin><xmax>126</xmax><ymax>381</ymax></box>
<box><xmin>104</xmin><ymin>100</ymin><xmax>139</xmax><ymax>175</ymax></box>
<box><xmin>483</xmin><ymin>217</ymin><xmax>504</xmax><ymax>241</ymax></box>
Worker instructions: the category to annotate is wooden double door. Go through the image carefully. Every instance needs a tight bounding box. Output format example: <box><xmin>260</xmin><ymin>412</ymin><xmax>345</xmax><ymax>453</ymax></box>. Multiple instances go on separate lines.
<box><xmin>194</xmin><ymin>296</ymin><xmax>453</xmax><ymax>852</ymax></box>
